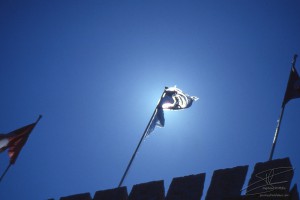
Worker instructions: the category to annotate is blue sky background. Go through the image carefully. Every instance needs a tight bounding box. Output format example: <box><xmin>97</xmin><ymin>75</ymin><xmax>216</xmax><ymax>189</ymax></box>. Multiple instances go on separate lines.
<box><xmin>1</xmin><ymin>1</ymin><xmax>300</xmax><ymax>199</ymax></box>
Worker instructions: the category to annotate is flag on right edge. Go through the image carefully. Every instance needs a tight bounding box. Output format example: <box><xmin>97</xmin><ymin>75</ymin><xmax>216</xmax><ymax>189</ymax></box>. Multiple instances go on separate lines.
<box><xmin>147</xmin><ymin>86</ymin><xmax>198</xmax><ymax>137</ymax></box>
<box><xmin>282</xmin><ymin>56</ymin><xmax>300</xmax><ymax>106</ymax></box>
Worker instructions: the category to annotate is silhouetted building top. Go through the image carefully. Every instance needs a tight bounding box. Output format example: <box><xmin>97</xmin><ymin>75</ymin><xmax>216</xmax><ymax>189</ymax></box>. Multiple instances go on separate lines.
<box><xmin>52</xmin><ymin>157</ymin><xmax>298</xmax><ymax>200</ymax></box>
<box><xmin>60</xmin><ymin>192</ymin><xmax>92</xmax><ymax>200</ymax></box>
<box><xmin>205</xmin><ymin>165</ymin><xmax>248</xmax><ymax>200</ymax></box>
<box><xmin>128</xmin><ymin>180</ymin><xmax>164</xmax><ymax>200</ymax></box>
<box><xmin>94</xmin><ymin>187</ymin><xmax>128</xmax><ymax>200</ymax></box>
<box><xmin>166</xmin><ymin>173</ymin><xmax>205</xmax><ymax>200</ymax></box>
<box><xmin>246</xmin><ymin>157</ymin><xmax>293</xmax><ymax>196</ymax></box>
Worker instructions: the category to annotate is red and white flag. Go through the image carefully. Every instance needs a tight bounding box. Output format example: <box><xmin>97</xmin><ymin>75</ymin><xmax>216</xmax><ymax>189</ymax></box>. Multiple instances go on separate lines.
<box><xmin>0</xmin><ymin>119</ymin><xmax>39</xmax><ymax>164</ymax></box>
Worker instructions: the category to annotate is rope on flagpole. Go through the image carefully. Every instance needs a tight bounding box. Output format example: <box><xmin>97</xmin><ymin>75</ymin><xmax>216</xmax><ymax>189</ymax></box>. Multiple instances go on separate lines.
<box><xmin>118</xmin><ymin>87</ymin><xmax>167</xmax><ymax>187</ymax></box>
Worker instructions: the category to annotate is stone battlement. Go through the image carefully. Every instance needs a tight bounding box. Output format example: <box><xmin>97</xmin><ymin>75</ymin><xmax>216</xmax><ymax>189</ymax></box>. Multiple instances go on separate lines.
<box><xmin>51</xmin><ymin>157</ymin><xmax>299</xmax><ymax>200</ymax></box>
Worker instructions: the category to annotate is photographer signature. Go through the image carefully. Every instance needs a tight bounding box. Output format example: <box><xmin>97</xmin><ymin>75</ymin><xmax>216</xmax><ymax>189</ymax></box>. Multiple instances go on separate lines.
<box><xmin>241</xmin><ymin>167</ymin><xmax>294</xmax><ymax>195</ymax></box>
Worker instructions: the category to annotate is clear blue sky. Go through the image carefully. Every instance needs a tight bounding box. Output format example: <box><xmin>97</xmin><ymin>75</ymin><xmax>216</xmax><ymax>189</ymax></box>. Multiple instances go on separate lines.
<box><xmin>1</xmin><ymin>1</ymin><xmax>300</xmax><ymax>199</ymax></box>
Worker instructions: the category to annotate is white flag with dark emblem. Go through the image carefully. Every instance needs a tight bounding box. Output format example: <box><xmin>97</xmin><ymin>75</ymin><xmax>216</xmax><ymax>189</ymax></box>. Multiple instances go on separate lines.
<box><xmin>147</xmin><ymin>86</ymin><xmax>198</xmax><ymax>137</ymax></box>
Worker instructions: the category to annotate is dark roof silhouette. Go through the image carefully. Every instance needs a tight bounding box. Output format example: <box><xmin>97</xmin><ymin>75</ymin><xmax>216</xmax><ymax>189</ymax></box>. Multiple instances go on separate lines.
<box><xmin>52</xmin><ymin>157</ymin><xmax>298</xmax><ymax>200</ymax></box>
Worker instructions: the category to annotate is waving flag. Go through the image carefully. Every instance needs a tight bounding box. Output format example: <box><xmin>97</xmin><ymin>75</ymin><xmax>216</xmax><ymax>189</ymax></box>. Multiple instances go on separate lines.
<box><xmin>282</xmin><ymin>64</ymin><xmax>300</xmax><ymax>106</ymax></box>
<box><xmin>269</xmin><ymin>55</ymin><xmax>299</xmax><ymax>161</ymax></box>
<box><xmin>0</xmin><ymin>116</ymin><xmax>41</xmax><ymax>164</ymax></box>
<box><xmin>147</xmin><ymin>87</ymin><xmax>198</xmax><ymax>136</ymax></box>
<box><xmin>118</xmin><ymin>87</ymin><xmax>197</xmax><ymax>187</ymax></box>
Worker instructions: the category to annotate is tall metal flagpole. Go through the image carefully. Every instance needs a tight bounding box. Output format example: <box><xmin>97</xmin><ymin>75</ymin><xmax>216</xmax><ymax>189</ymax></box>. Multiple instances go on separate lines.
<box><xmin>268</xmin><ymin>55</ymin><xmax>298</xmax><ymax>161</ymax></box>
<box><xmin>268</xmin><ymin>106</ymin><xmax>285</xmax><ymax>161</ymax></box>
<box><xmin>118</xmin><ymin>88</ymin><xmax>167</xmax><ymax>187</ymax></box>
<box><xmin>0</xmin><ymin>115</ymin><xmax>42</xmax><ymax>183</ymax></box>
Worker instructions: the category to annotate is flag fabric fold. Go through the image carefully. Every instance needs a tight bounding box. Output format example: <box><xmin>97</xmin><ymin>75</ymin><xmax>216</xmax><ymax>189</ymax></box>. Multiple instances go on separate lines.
<box><xmin>0</xmin><ymin>122</ymin><xmax>37</xmax><ymax>164</ymax></box>
<box><xmin>148</xmin><ymin>108</ymin><xmax>165</xmax><ymax>134</ymax></box>
<box><xmin>146</xmin><ymin>86</ymin><xmax>198</xmax><ymax>137</ymax></box>
<box><xmin>282</xmin><ymin>65</ymin><xmax>300</xmax><ymax>106</ymax></box>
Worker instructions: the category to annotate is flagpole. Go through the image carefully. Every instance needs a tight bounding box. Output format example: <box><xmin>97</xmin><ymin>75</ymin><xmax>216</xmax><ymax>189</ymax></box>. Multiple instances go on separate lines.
<box><xmin>268</xmin><ymin>105</ymin><xmax>285</xmax><ymax>160</ymax></box>
<box><xmin>0</xmin><ymin>164</ymin><xmax>12</xmax><ymax>183</ymax></box>
<box><xmin>0</xmin><ymin>115</ymin><xmax>42</xmax><ymax>183</ymax></box>
<box><xmin>118</xmin><ymin>87</ymin><xmax>167</xmax><ymax>187</ymax></box>
<box><xmin>268</xmin><ymin>55</ymin><xmax>297</xmax><ymax>160</ymax></box>
<box><xmin>35</xmin><ymin>115</ymin><xmax>42</xmax><ymax>124</ymax></box>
